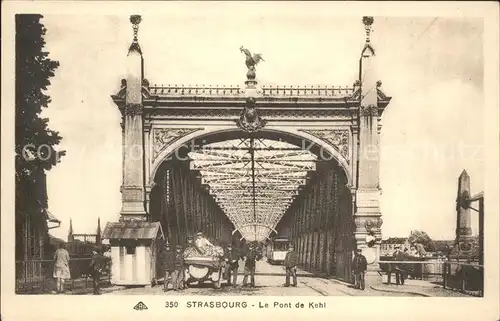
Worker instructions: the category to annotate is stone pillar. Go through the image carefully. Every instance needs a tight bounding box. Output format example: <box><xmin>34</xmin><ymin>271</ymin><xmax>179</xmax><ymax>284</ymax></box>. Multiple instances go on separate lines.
<box><xmin>120</xmin><ymin>18</ymin><xmax>147</xmax><ymax>221</ymax></box>
<box><xmin>354</xmin><ymin>17</ymin><xmax>383</xmax><ymax>267</ymax></box>
<box><xmin>456</xmin><ymin>170</ymin><xmax>473</xmax><ymax>254</ymax></box>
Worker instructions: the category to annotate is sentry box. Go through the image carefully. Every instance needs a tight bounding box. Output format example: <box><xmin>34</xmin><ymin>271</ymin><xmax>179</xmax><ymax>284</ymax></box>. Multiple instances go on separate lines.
<box><xmin>102</xmin><ymin>221</ymin><xmax>164</xmax><ymax>286</ymax></box>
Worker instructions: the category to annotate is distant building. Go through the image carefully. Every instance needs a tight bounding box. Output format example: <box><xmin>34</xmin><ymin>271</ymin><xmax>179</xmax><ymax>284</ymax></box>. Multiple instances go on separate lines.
<box><xmin>380</xmin><ymin>237</ymin><xmax>409</xmax><ymax>256</ymax></box>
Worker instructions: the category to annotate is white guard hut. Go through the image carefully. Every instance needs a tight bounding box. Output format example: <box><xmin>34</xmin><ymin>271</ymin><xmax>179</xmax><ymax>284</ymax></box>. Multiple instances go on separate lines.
<box><xmin>102</xmin><ymin>221</ymin><xmax>164</xmax><ymax>286</ymax></box>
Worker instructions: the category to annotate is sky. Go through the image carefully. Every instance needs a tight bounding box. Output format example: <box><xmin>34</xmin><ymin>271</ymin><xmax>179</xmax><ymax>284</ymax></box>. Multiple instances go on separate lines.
<box><xmin>39</xmin><ymin>11</ymin><xmax>484</xmax><ymax>241</ymax></box>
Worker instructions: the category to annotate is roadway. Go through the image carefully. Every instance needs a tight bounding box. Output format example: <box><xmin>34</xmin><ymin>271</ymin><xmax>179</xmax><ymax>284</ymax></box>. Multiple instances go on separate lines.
<box><xmin>109</xmin><ymin>258</ymin><xmax>418</xmax><ymax>296</ymax></box>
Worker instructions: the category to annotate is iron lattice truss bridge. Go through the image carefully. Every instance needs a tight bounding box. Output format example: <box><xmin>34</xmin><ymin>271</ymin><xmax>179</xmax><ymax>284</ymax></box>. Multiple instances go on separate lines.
<box><xmin>188</xmin><ymin>138</ymin><xmax>317</xmax><ymax>241</ymax></box>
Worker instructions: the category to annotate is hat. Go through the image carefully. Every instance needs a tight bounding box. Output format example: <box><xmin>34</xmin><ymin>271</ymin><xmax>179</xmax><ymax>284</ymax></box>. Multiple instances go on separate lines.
<box><xmin>196</xmin><ymin>232</ymin><xmax>203</xmax><ymax>236</ymax></box>
<box><xmin>176</xmin><ymin>245</ymin><xmax>182</xmax><ymax>249</ymax></box>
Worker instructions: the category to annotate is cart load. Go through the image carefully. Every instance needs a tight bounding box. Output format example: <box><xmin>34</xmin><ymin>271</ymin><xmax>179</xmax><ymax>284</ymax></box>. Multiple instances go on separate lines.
<box><xmin>183</xmin><ymin>245</ymin><xmax>226</xmax><ymax>289</ymax></box>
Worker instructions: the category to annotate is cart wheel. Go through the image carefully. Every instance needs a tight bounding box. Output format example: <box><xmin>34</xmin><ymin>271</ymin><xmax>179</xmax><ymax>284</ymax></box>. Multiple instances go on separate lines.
<box><xmin>213</xmin><ymin>268</ymin><xmax>222</xmax><ymax>289</ymax></box>
<box><xmin>213</xmin><ymin>277</ymin><xmax>222</xmax><ymax>289</ymax></box>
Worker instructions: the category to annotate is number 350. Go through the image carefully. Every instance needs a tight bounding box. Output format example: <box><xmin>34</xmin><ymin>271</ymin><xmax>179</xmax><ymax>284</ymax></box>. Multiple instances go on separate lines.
<box><xmin>165</xmin><ymin>301</ymin><xmax>179</xmax><ymax>308</ymax></box>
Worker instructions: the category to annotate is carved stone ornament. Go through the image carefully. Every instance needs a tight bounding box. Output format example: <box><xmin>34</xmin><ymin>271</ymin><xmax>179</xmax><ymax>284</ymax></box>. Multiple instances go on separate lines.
<box><xmin>125</xmin><ymin>103</ymin><xmax>143</xmax><ymax>116</ymax></box>
<box><xmin>360</xmin><ymin>105</ymin><xmax>378</xmax><ymax>117</ymax></box>
<box><xmin>457</xmin><ymin>227</ymin><xmax>473</xmax><ymax>236</ymax></box>
<box><xmin>301</xmin><ymin>129</ymin><xmax>349</xmax><ymax>159</ymax></box>
<box><xmin>236</xmin><ymin>97</ymin><xmax>267</xmax><ymax>133</ymax></box>
<box><xmin>152</xmin><ymin>128</ymin><xmax>202</xmax><ymax>161</ymax></box>
<box><xmin>355</xmin><ymin>216</ymin><xmax>383</xmax><ymax>232</ymax></box>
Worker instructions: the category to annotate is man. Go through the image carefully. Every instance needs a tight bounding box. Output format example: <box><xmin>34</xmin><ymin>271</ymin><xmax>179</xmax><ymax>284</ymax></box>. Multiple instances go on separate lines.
<box><xmin>224</xmin><ymin>243</ymin><xmax>240</xmax><ymax>286</ymax></box>
<box><xmin>89</xmin><ymin>247</ymin><xmax>105</xmax><ymax>295</ymax></box>
<box><xmin>389</xmin><ymin>246</ymin><xmax>406</xmax><ymax>285</ymax></box>
<box><xmin>182</xmin><ymin>236</ymin><xmax>197</xmax><ymax>289</ymax></box>
<box><xmin>53</xmin><ymin>243</ymin><xmax>70</xmax><ymax>294</ymax></box>
<box><xmin>172</xmin><ymin>245</ymin><xmax>184</xmax><ymax>291</ymax></box>
<box><xmin>283</xmin><ymin>244</ymin><xmax>298</xmax><ymax>287</ymax></box>
<box><xmin>163</xmin><ymin>244</ymin><xmax>175</xmax><ymax>291</ymax></box>
<box><xmin>243</xmin><ymin>243</ymin><xmax>261</xmax><ymax>287</ymax></box>
<box><xmin>352</xmin><ymin>249</ymin><xmax>368</xmax><ymax>290</ymax></box>
<box><xmin>194</xmin><ymin>231</ymin><xmax>214</xmax><ymax>255</ymax></box>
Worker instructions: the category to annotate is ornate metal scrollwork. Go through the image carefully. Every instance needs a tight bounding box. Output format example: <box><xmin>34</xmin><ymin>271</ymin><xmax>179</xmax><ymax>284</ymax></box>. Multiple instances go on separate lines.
<box><xmin>152</xmin><ymin>128</ymin><xmax>203</xmax><ymax>161</ymax></box>
<box><xmin>300</xmin><ymin>129</ymin><xmax>350</xmax><ymax>159</ymax></box>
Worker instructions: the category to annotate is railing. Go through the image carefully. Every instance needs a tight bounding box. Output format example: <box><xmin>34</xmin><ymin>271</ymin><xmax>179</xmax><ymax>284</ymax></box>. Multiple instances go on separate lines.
<box><xmin>261</xmin><ymin>85</ymin><xmax>353</xmax><ymax>97</ymax></box>
<box><xmin>148</xmin><ymin>85</ymin><xmax>354</xmax><ymax>98</ymax></box>
<box><xmin>378</xmin><ymin>260</ymin><xmax>483</xmax><ymax>297</ymax></box>
<box><xmin>149</xmin><ymin>85</ymin><xmax>243</xmax><ymax>96</ymax></box>
<box><xmin>378</xmin><ymin>259</ymin><xmax>445</xmax><ymax>282</ymax></box>
<box><xmin>15</xmin><ymin>258</ymin><xmax>111</xmax><ymax>294</ymax></box>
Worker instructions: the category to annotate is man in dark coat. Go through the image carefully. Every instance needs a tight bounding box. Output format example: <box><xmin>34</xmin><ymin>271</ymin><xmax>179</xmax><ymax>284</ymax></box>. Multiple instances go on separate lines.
<box><xmin>163</xmin><ymin>244</ymin><xmax>175</xmax><ymax>291</ymax></box>
<box><xmin>242</xmin><ymin>243</ymin><xmax>261</xmax><ymax>287</ymax></box>
<box><xmin>352</xmin><ymin>248</ymin><xmax>368</xmax><ymax>290</ymax></box>
<box><xmin>283</xmin><ymin>244</ymin><xmax>298</xmax><ymax>287</ymax></box>
<box><xmin>172</xmin><ymin>245</ymin><xmax>184</xmax><ymax>291</ymax></box>
<box><xmin>224</xmin><ymin>244</ymin><xmax>240</xmax><ymax>286</ymax></box>
<box><xmin>89</xmin><ymin>247</ymin><xmax>106</xmax><ymax>295</ymax></box>
<box><xmin>388</xmin><ymin>246</ymin><xmax>407</xmax><ymax>285</ymax></box>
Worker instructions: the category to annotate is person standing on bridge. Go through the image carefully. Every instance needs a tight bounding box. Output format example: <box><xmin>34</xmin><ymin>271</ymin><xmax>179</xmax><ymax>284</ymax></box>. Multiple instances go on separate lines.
<box><xmin>283</xmin><ymin>244</ymin><xmax>298</xmax><ymax>287</ymax></box>
<box><xmin>89</xmin><ymin>246</ymin><xmax>106</xmax><ymax>295</ymax></box>
<box><xmin>172</xmin><ymin>245</ymin><xmax>185</xmax><ymax>291</ymax></box>
<box><xmin>53</xmin><ymin>243</ymin><xmax>71</xmax><ymax>294</ymax></box>
<box><xmin>224</xmin><ymin>243</ymin><xmax>239</xmax><ymax>287</ymax></box>
<box><xmin>163</xmin><ymin>244</ymin><xmax>176</xmax><ymax>291</ymax></box>
<box><xmin>388</xmin><ymin>246</ymin><xmax>406</xmax><ymax>285</ymax></box>
<box><xmin>243</xmin><ymin>243</ymin><xmax>261</xmax><ymax>287</ymax></box>
<box><xmin>352</xmin><ymin>249</ymin><xmax>368</xmax><ymax>290</ymax></box>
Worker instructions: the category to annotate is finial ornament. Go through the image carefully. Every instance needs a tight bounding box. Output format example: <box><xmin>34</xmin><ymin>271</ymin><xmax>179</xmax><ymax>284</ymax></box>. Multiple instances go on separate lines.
<box><xmin>362</xmin><ymin>16</ymin><xmax>374</xmax><ymax>43</ymax></box>
<box><xmin>240</xmin><ymin>46</ymin><xmax>264</xmax><ymax>81</ymax></box>
<box><xmin>130</xmin><ymin>15</ymin><xmax>142</xmax><ymax>43</ymax></box>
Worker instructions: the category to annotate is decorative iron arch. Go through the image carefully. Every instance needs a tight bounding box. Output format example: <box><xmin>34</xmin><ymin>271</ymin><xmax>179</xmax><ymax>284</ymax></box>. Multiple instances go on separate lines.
<box><xmin>149</xmin><ymin>127</ymin><xmax>352</xmax><ymax>186</ymax></box>
<box><xmin>232</xmin><ymin>223</ymin><xmax>277</xmax><ymax>236</ymax></box>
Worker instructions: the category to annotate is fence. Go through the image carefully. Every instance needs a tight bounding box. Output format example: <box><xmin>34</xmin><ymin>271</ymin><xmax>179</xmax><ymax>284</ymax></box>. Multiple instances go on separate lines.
<box><xmin>378</xmin><ymin>260</ymin><xmax>483</xmax><ymax>297</ymax></box>
<box><xmin>15</xmin><ymin>258</ymin><xmax>111</xmax><ymax>294</ymax></box>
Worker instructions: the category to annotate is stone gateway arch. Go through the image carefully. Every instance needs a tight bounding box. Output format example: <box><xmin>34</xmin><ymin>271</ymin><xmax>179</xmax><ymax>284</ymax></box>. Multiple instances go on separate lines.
<box><xmin>102</xmin><ymin>15</ymin><xmax>391</xmax><ymax>286</ymax></box>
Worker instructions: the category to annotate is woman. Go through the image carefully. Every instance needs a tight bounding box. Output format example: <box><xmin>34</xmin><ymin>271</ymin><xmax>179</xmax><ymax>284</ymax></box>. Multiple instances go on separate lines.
<box><xmin>53</xmin><ymin>243</ymin><xmax>71</xmax><ymax>293</ymax></box>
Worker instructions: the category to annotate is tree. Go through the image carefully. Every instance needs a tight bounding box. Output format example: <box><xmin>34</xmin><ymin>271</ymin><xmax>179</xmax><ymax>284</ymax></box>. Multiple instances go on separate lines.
<box><xmin>15</xmin><ymin>14</ymin><xmax>64</xmax><ymax>259</ymax></box>
<box><xmin>408</xmin><ymin>230</ymin><xmax>435</xmax><ymax>252</ymax></box>
<box><xmin>15</xmin><ymin>14</ymin><xmax>63</xmax><ymax>180</ymax></box>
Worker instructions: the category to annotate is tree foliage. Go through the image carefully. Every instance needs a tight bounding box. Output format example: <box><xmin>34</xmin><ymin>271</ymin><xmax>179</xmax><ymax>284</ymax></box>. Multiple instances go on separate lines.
<box><xmin>15</xmin><ymin>14</ymin><xmax>63</xmax><ymax>217</ymax></box>
<box><xmin>408</xmin><ymin>230</ymin><xmax>435</xmax><ymax>252</ymax></box>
